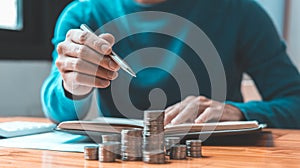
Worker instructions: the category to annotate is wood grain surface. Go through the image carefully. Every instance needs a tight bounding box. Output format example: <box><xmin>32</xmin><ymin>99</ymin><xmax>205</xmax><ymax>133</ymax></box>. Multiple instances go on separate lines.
<box><xmin>0</xmin><ymin>117</ymin><xmax>299</xmax><ymax>168</ymax></box>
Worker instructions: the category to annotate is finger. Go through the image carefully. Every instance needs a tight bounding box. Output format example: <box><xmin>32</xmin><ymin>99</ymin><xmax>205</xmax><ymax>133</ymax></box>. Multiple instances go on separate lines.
<box><xmin>164</xmin><ymin>105</ymin><xmax>180</xmax><ymax>126</ymax></box>
<box><xmin>170</xmin><ymin>103</ymin><xmax>199</xmax><ymax>125</ymax></box>
<box><xmin>99</xmin><ymin>33</ymin><xmax>115</xmax><ymax>45</ymax></box>
<box><xmin>165</xmin><ymin>96</ymin><xmax>195</xmax><ymax>114</ymax></box>
<box><xmin>57</xmin><ymin>42</ymin><xmax>119</xmax><ymax>71</ymax></box>
<box><xmin>165</xmin><ymin>104</ymin><xmax>176</xmax><ymax>114</ymax></box>
<box><xmin>194</xmin><ymin>107</ymin><xmax>214</xmax><ymax>124</ymax></box>
<box><xmin>165</xmin><ymin>106</ymin><xmax>175</xmax><ymax>113</ymax></box>
<box><xmin>195</xmin><ymin>96</ymin><xmax>213</xmax><ymax>112</ymax></box>
<box><xmin>63</xmin><ymin>71</ymin><xmax>111</xmax><ymax>88</ymax></box>
<box><xmin>165</xmin><ymin>103</ymin><xmax>178</xmax><ymax>113</ymax></box>
<box><xmin>61</xmin><ymin>57</ymin><xmax>118</xmax><ymax>81</ymax></box>
<box><xmin>169</xmin><ymin>96</ymin><xmax>211</xmax><ymax>125</ymax></box>
<box><xmin>164</xmin><ymin>96</ymin><xmax>197</xmax><ymax>125</ymax></box>
<box><xmin>66</xmin><ymin>29</ymin><xmax>112</xmax><ymax>55</ymax></box>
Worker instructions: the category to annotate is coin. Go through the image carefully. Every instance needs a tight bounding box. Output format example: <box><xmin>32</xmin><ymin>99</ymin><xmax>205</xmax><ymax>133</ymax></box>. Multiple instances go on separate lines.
<box><xmin>143</xmin><ymin>110</ymin><xmax>166</xmax><ymax>164</ymax></box>
<box><xmin>101</xmin><ymin>134</ymin><xmax>121</xmax><ymax>143</ymax></box>
<box><xmin>165</xmin><ymin>137</ymin><xmax>181</xmax><ymax>156</ymax></box>
<box><xmin>84</xmin><ymin>146</ymin><xmax>98</xmax><ymax>160</ymax></box>
<box><xmin>186</xmin><ymin>140</ymin><xmax>202</xmax><ymax>146</ymax></box>
<box><xmin>169</xmin><ymin>145</ymin><xmax>187</xmax><ymax>160</ymax></box>
<box><xmin>143</xmin><ymin>150</ymin><xmax>166</xmax><ymax>164</ymax></box>
<box><xmin>121</xmin><ymin>128</ymin><xmax>143</xmax><ymax>161</ymax></box>
<box><xmin>98</xmin><ymin>143</ymin><xmax>116</xmax><ymax>162</ymax></box>
<box><xmin>101</xmin><ymin>134</ymin><xmax>121</xmax><ymax>159</ymax></box>
<box><xmin>186</xmin><ymin>139</ymin><xmax>202</xmax><ymax>158</ymax></box>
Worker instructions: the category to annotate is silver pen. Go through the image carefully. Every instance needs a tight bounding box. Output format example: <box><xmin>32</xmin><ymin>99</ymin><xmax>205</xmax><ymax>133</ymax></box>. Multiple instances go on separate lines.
<box><xmin>80</xmin><ymin>24</ymin><xmax>136</xmax><ymax>77</ymax></box>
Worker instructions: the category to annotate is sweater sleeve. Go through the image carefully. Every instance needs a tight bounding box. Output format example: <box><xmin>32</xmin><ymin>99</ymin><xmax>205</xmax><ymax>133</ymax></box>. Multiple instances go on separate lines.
<box><xmin>41</xmin><ymin>1</ymin><xmax>94</xmax><ymax>123</ymax></box>
<box><xmin>227</xmin><ymin>1</ymin><xmax>300</xmax><ymax>129</ymax></box>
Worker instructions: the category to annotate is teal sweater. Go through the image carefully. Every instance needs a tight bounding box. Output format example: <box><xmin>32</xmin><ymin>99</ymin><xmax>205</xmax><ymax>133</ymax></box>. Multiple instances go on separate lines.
<box><xmin>41</xmin><ymin>0</ymin><xmax>300</xmax><ymax>128</ymax></box>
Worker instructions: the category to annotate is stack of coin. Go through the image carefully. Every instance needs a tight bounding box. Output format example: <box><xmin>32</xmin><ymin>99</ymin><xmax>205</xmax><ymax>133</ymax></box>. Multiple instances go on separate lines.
<box><xmin>101</xmin><ymin>134</ymin><xmax>121</xmax><ymax>143</ymax></box>
<box><xmin>101</xmin><ymin>134</ymin><xmax>121</xmax><ymax>159</ymax></box>
<box><xmin>165</xmin><ymin>137</ymin><xmax>181</xmax><ymax>156</ymax></box>
<box><xmin>98</xmin><ymin>143</ymin><xmax>116</xmax><ymax>162</ymax></box>
<box><xmin>186</xmin><ymin>140</ymin><xmax>202</xmax><ymax>158</ymax></box>
<box><xmin>169</xmin><ymin>145</ymin><xmax>187</xmax><ymax>160</ymax></box>
<box><xmin>143</xmin><ymin>150</ymin><xmax>166</xmax><ymax>164</ymax></box>
<box><xmin>121</xmin><ymin>128</ymin><xmax>143</xmax><ymax>161</ymax></box>
<box><xmin>143</xmin><ymin>110</ymin><xmax>166</xmax><ymax>164</ymax></box>
<box><xmin>84</xmin><ymin>146</ymin><xmax>98</xmax><ymax>160</ymax></box>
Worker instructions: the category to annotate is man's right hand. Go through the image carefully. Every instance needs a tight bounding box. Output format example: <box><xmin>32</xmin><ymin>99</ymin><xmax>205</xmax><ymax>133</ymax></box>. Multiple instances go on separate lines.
<box><xmin>55</xmin><ymin>29</ymin><xmax>120</xmax><ymax>97</ymax></box>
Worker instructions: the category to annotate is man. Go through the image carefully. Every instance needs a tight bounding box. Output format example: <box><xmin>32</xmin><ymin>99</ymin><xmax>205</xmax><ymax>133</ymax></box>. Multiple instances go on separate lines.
<box><xmin>41</xmin><ymin>0</ymin><xmax>300</xmax><ymax>128</ymax></box>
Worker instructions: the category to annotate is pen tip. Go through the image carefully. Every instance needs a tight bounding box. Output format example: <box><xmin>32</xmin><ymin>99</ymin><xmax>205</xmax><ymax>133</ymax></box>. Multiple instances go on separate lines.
<box><xmin>126</xmin><ymin>68</ymin><xmax>136</xmax><ymax>77</ymax></box>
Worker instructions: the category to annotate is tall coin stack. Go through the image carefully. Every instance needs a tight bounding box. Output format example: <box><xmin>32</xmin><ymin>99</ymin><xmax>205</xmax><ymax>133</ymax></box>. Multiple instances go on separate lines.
<box><xmin>186</xmin><ymin>139</ymin><xmax>202</xmax><ymax>158</ymax></box>
<box><xmin>143</xmin><ymin>110</ymin><xmax>166</xmax><ymax>164</ymax></box>
<box><xmin>98</xmin><ymin>143</ymin><xmax>116</xmax><ymax>162</ymax></box>
<box><xmin>169</xmin><ymin>145</ymin><xmax>187</xmax><ymax>160</ymax></box>
<box><xmin>165</xmin><ymin>137</ymin><xmax>181</xmax><ymax>156</ymax></box>
<box><xmin>121</xmin><ymin>128</ymin><xmax>143</xmax><ymax>161</ymax></box>
<box><xmin>101</xmin><ymin>134</ymin><xmax>121</xmax><ymax>159</ymax></box>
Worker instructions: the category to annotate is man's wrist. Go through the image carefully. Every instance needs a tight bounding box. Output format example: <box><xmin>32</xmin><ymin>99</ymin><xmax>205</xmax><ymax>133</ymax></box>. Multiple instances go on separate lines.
<box><xmin>224</xmin><ymin>104</ymin><xmax>245</xmax><ymax>121</ymax></box>
<box><xmin>62</xmin><ymin>81</ymin><xmax>93</xmax><ymax>100</ymax></box>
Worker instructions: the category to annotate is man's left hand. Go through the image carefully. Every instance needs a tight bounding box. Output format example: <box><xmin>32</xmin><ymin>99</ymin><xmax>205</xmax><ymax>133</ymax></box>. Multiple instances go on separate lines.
<box><xmin>164</xmin><ymin>96</ymin><xmax>245</xmax><ymax>125</ymax></box>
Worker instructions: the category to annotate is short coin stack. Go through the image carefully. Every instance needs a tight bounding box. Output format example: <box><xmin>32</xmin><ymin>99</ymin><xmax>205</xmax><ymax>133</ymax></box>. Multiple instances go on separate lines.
<box><xmin>121</xmin><ymin>128</ymin><xmax>143</xmax><ymax>161</ymax></box>
<box><xmin>169</xmin><ymin>145</ymin><xmax>187</xmax><ymax>160</ymax></box>
<box><xmin>165</xmin><ymin>137</ymin><xmax>181</xmax><ymax>156</ymax></box>
<box><xmin>101</xmin><ymin>134</ymin><xmax>121</xmax><ymax>159</ymax></box>
<box><xmin>143</xmin><ymin>110</ymin><xmax>166</xmax><ymax>164</ymax></box>
<box><xmin>186</xmin><ymin>140</ymin><xmax>202</xmax><ymax>158</ymax></box>
<box><xmin>98</xmin><ymin>143</ymin><xmax>116</xmax><ymax>162</ymax></box>
<box><xmin>84</xmin><ymin>146</ymin><xmax>98</xmax><ymax>160</ymax></box>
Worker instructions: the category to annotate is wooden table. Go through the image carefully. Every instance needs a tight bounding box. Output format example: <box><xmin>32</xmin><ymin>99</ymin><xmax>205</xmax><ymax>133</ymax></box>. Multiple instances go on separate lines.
<box><xmin>0</xmin><ymin>117</ymin><xmax>299</xmax><ymax>168</ymax></box>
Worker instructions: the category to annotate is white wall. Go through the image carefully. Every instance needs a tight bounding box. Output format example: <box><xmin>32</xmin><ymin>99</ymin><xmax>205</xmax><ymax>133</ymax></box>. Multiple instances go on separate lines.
<box><xmin>256</xmin><ymin>0</ymin><xmax>299</xmax><ymax>71</ymax></box>
<box><xmin>0</xmin><ymin>61</ymin><xmax>50</xmax><ymax>116</ymax></box>
<box><xmin>286</xmin><ymin>0</ymin><xmax>300</xmax><ymax>71</ymax></box>
<box><xmin>0</xmin><ymin>61</ymin><xmax>98</xmax><ymax>117</ymax></box>
<box><xmin>255</xmin><ymin>0</ymin><xmax>285</xmax><ymax>36</ymax></box>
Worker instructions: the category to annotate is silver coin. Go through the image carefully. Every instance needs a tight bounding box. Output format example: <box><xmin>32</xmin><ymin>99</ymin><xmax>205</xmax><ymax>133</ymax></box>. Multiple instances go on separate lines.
<box><xmin>122</xmin><ymin>156</ymin><xmax>142</xmax><ymax>161</ymax></box>
<box><xmin>187</xmin><ymin>146</ymin><xmax>202</xmax><ymax>150</ymax></box>
<box><xmin>143</xmin><ymin>151</ymin><xmax>166</xmax><ymax>164</ymax></box>
<box><xmin>121</xmin><ymin>128</ymin><xmax>143</xmax><ymax>161</ymax></box>
<box><xmin>186</xmin><ymin>139</ymin><xmax>202</xmax><ymax>146</ymax></box>
<box><xmin>105</xmin><ymin>141</ymin><xmax>121</xmax><ymax>159</ymax></box>
<box><xmin>187</xmin><ymin>151</ymin><xmax>202</xmax><ymax>158</ymax></box>
<box><xmin>170</xmin><ymin>145</ymin><xmax>186</xmax><ymax>151</ymax></box>
<box><xmin>98</xmin><ymin>143</ymin><xmax>117</xmax><ymax>162</ymax></box>
<box><xmin>84</xmin><ymin>146</ymin><xmax>98</xmax><ymax>160</ymax></box>
<box><xmin>186</xmin><ymin>139</ymin><xmax>202</xmax><ymax>158</ymax></box>
<box><xmin>165</xmin><ymin>137</ymin><xmax>181</xmax><ymax>155</ymax></box>
<box><xmin>121</xmin><ymin>128</ymin><xmax>143</xmax><ymax>136</ymax></box>
<box><xmin>143</xmin><ymin>110</ymin><xmax>166</xmax><ymax>164</ymax></box>
<box><xmin>169</xmin><ymin>145</ymin><xmax>187</xmax><ymax>160</ymax></box>
<box><xmin>144</xmin><ymin>110</ymin><xmax>165</xmax><ymax>122</ymax></box>
<box><xmin>101</xmin><ymin>134</ymin><xmax>121</xmax><ymax>143</ymax></box>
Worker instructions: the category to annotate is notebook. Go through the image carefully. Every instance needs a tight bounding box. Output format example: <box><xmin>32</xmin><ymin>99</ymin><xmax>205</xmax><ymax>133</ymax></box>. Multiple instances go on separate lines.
<box><xmin>56</xmin><ymin>117</ymin><xmax>266</xmax><ymax>137</ymax></box>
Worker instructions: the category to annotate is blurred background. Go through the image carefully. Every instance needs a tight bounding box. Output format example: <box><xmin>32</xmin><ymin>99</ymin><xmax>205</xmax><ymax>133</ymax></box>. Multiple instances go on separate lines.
<box><xmin>0</xmin><ymin>0</ymin><xmax>299</xmax><ymax>117</ymax></box>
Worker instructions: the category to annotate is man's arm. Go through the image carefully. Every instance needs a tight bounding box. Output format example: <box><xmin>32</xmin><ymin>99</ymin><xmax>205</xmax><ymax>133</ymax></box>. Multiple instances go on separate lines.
<box><xmin>42</xmin><ymin>1</ymin><xmax>120</xmax><ymax>123</ymax></box>
<box><xmin>227</xmin><ymin>1</ymin><xmax>300</xmax><ymax>128</ymax></box>
<box><xmin>41</xmin><ymin>1</ymin><xmax>94</xmax><ymax>123</ymax></box>
<box><xmin>41</xmin><ymin>1</ymin><xmax>102</xmax><ymax>122</ymax></box>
